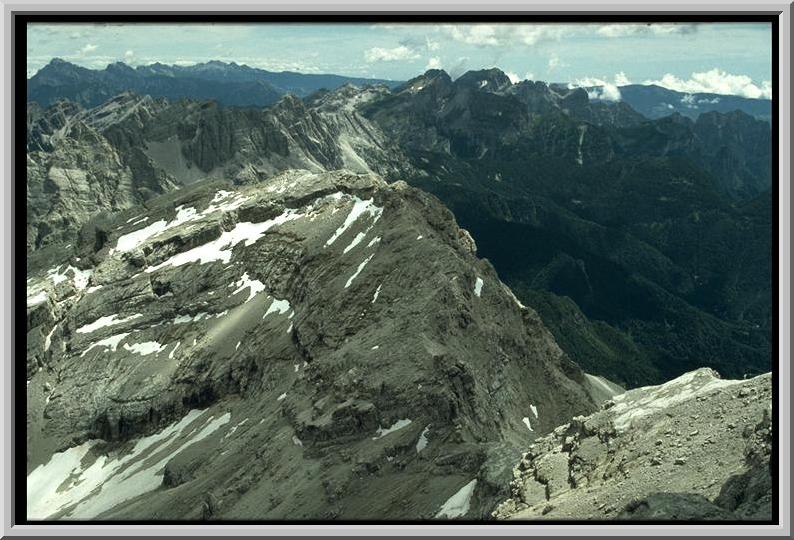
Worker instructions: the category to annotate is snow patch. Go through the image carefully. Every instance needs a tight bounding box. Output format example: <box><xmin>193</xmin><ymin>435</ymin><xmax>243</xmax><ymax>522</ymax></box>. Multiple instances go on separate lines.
<box><xmin>325</xmin><ymin>197</ymin><xmax>383</xmax><ymax>247</ymax></box>
<box><xmin>80</xmin><ymin>333</ymin><xmax>130</xmax><ymax>357</ymax></box>
<box><xmin>416</xmin><ymin>425</ymin><xmax>431</xmax><ymax>453</ymax></box>
<box><xmin>145</xmin><ymin>208</ymin><xmax>305</xmax><ymax>273</ymax></box>
<box><xmin>27</xmin><ymin>290</ymin><xmax>48</xmax><ymax>307</ymax></box>
<box><xmin>435</xmin><ymin>479</ymin><xmax>477</xmax><ymax>518</ymax></box>
<box><xmin>345</xmin><ymin>254</ymin><xmax>374</xmax><ymax>288</ymax></box>
<box><xmin>44</xmin><ymin>325</ymin><xmax>57</xmax><ymax>352</ymax></box>
<box><xmin>26</xmin><ymin>409</ymin><xmax>230</xmax><ymax>519</ymax></box>
<box><xmin>123</xmin><ymin>341</ymin><xmax>166</xmax><ymax>356</ymax></box>
<box><xmin>232</xmin><ymin>272</ymin><xmax>266</xmax><ymax>303</ymax></box>
<box><xmin>372</xmin><ymin>419</ymin><xmax>412</xmax><ymax>440</ymax></box>
<box><xmin>264</xmin><ymin>298</ymin><xmax>292</xmax><ymax>319</ymax></box>
<box><xmin>474</xmin><ymin>277</ymin><xmax>484</xmax><ymax>297</ymax></box>
<box><xmin>522</xmin><ymin>417</ymin><xmax>534</xmax><ymax>432</ymax></box>
<box><xmin>76</xmin><ymin>313</ymin><xmax>143</xmax><ymax>334</ymax></box>
<box><xmin>343</xmin><ymin>232</ymin><xmax>368</xmax><ymax>254</ymax></box>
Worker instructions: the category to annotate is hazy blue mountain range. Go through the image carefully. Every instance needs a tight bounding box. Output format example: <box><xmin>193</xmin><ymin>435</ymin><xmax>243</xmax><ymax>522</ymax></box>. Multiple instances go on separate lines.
<box><xmin>611</xmin><ymin>84</ymin><xmax>771</xmax><ymax>122</ymax></box>
<box><xmin>27</xmin><ymin>58</ymin><xmax>400</xmax><ymax>108</ymax></box>
<box><xmin>28</xmin><ymin>59</ymin><xmax>771</xmax><ymax>123</ymax></box>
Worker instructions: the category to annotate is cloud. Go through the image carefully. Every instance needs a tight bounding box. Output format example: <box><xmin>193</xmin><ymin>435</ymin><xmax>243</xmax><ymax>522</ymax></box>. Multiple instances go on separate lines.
<box><xmin>80</xmin><ymin>43</ymin><xmax>97</xmax><ymax>55</ymax></box>
<box><xmin>438</xmin><ymin>24</ymin><xmax>575</xmax><ymax>48</ymax></box>
<box><xmin>425</xmin><ymin>37</ymin><xmax>441</xmax><ymax>52</ymax></box>
<box><xmin>448</xmin><ymin>57</ymin><xmax>470</xmax><ymax>80</ymax></box>
<box><xmin>124</xmin><ymin>50</ymin><xmax>134</xmax><ymax>61</ymax></box>
<box><xmin>547</xmin><ymin>54</ymin><xmax>567</xmax><ymax>72</ymax></box>
<box><xmin>505</xmin><ymin>71</ymin><xmax>521</xmax><ymax>83</ymax></box>
<box><xmin>426</xmin><ymin>56</ymin><xmax>442</xmax><ymax>70</ymax></box>
<box><xmin>364</xmin><ymin>45</ymin><xmax>419</xmax><ymax>62</ymax></box>
<box><xmin>615</xmin><ymin>71</ymin><xmax>631</xmax><ymax>86</ymax></box>
<box><xmin>643</xmin><ymin>69</ymin><xmax>772</xmax><ymax>99</ymax></box>
<box><xmin>569</xmin><ymin>75</ymin><xmax>623</xmax><ymax>101</ymax></box>
<box><xmin>596</xmin><ymin>23</ymin><xmax>699</xmax><ymax>37</ymax></box>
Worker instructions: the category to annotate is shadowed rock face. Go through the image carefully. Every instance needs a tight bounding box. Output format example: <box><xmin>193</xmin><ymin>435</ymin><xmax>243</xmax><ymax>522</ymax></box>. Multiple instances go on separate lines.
<box><xmin>26</xmin><ymin>170</ymin><xmax>598</xmax><ymax>521</ymax></box>
<box><xmin>493</xmin><ymin>368</ymin><xmax>772</xmax><ymax>521</ymax></box>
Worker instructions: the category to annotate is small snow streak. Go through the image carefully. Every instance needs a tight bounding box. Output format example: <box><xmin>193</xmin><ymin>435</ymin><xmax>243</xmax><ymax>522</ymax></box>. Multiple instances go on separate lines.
<box><xmin>474</xmin><ymin>277</ymin><xmax>484</xmax><ymax>297</ymax></box>
<box><xmin>343</xmin><ymin>232</ymin><xmax>368</xmax><ymax>254</ymax></box>
<box><xmin>372</xmin><ymin>283</ymin><xmax>382</xmax><ymax>303</ymax></box>
<box><xmin>345</xmin><ymin>254</ymin><xmax>374</xmax><ymax>288</ymax></box>
<box><xmin>325</xmin><ymin>197</ymin><xmax>383</xmax><ymax>247</ymax></box>
<box><xmin>416</xmin><ymin>425</ymin><xmax>431</xmax><ymax>453</ymax></box>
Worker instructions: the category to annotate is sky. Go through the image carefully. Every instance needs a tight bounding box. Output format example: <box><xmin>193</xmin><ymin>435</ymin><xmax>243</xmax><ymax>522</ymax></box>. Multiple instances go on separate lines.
<box><xmin>26</xmin><ymin>22</ymin><xmax>773</xmax><ymax>99</ymax></box>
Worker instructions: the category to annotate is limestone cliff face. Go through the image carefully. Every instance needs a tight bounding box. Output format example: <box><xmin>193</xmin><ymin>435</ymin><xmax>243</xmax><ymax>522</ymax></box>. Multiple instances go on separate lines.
<box><xmin>26</xmin><ymin>170</ymin><xmax>597</xmax><ymax>521</ymax></box>
<box><xmin>26</xmin><ymin>97</ymin><xmax>177</xmax><ymax>251</ymax></box>
<box><xmin>494</xmin><ymin>368</ymin><xmax>772</xmax><ymax>521</ymax></box>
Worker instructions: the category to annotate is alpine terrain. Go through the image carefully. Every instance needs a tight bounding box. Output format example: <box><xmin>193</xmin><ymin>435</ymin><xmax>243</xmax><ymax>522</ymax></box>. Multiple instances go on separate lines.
<box><xmin>25</xmin><ymin>61</ymin><xmax>774</xmax><ymax>522</ymax></box>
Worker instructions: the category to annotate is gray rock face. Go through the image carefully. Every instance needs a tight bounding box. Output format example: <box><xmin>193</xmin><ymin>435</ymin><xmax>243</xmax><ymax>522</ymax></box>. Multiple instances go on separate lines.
<box><xmin>26</xmin><ymin>169</ymin><xmax>598</xmax><ymax>521</ymax></box>
<box><xmin>493</xmin><ymin>368</ymin><xmax>772</xmax><ymax>521</ymax></box>
<box><xmin>27</xmin><ymin>88</ymin><xmax>414</xmax><ymax>253</ymax></box>
<box><xmin>26</xmin><ymin>97</ymin><xmax>177</xmax><ymax>251</ymax></box>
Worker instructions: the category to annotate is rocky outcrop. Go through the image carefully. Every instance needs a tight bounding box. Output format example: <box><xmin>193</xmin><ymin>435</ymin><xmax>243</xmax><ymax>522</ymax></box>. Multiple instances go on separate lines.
<box><xmin>26</xmin><ymin>99</ymin><xmax>177</xmax><ymax>251</ymax></box>
<box><xmin>493</xmin><ymin>368</ymin><xmax>772</xmax><ymax>521</ymax></box>
<box><xmin>26</xmin><ymin>169</ymin><xmax>598</xmax><ymax>520</ymax></box>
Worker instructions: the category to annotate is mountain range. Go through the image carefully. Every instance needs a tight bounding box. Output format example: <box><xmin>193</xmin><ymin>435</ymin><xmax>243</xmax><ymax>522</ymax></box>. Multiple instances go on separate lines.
<box><xmin>29</xmin><ymin>59</ymin><xmax>771</xmax><ymax>123</ymax></box>
<box><xmin>25</xmin><ymin>61</ymin><xmax>774</xmax><ymax>521</ymax></box>
<box><xmin>27</xmin><ymin>59</ymin><xmax>399</xmax><ymax>108</ymax></box>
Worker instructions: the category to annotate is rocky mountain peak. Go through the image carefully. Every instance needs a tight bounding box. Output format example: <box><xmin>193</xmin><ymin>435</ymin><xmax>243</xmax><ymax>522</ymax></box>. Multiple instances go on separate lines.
<box><xmin>27</xmin><ymin>168</ymin><xmax>600</xmax><ymax>520</ymax></box>
<box><xmin>455</xmin><ymin>68</ymin><xmax>513</xmax><ymax>93</ymax></box>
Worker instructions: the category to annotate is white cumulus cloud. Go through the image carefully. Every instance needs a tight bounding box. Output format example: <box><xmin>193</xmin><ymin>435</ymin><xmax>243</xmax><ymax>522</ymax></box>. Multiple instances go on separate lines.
<box><xmin>643</xmin><ymin>69</ymin><xmax>772</xmax><ymax>99</ymax></box>
<box><xmin>80</xmin><ymin>43</ymin><xmax>97</xmax><ymax>55</ymax></box>
<box><xmin>439</xmin><ymin>24</ymin><xmax>576</xmax><ymax>48</ymax></box>
<box><xmin>569</xmin><ymin>75</ymin><xmax>623</xmax><ymax>102</ymax></box>
<box><xmin>547</xmin><ymin>54</ymin><xmax>567</xmax><ymax>72</ymax></box>
<box><xmin>425</xmin><ymin>57</ymin><xmax>442</xmax><ymax>70</ymax></box>
<box><xmin>615</xmin><ymin>71</ymin><xmax>631</xmax><ymax>86</ymax></box>
<box><xmin>505</xmin><ymin>71</ymin><xmax>521</xmax><ymax>84</ymax></box>
<box><xmin>364</xmin><ymin>45</ymin><xmax>420</xmax><ymax>63</ymax></box>
<box><xmin>597</xmin><ymin>23</ymin><xmax>699</xmax><ymax>37</ymax></box>
<box><xmin>425</xmin><ymin>37</ymin><xmax>441</xmax><ymax>51</ymax></box>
